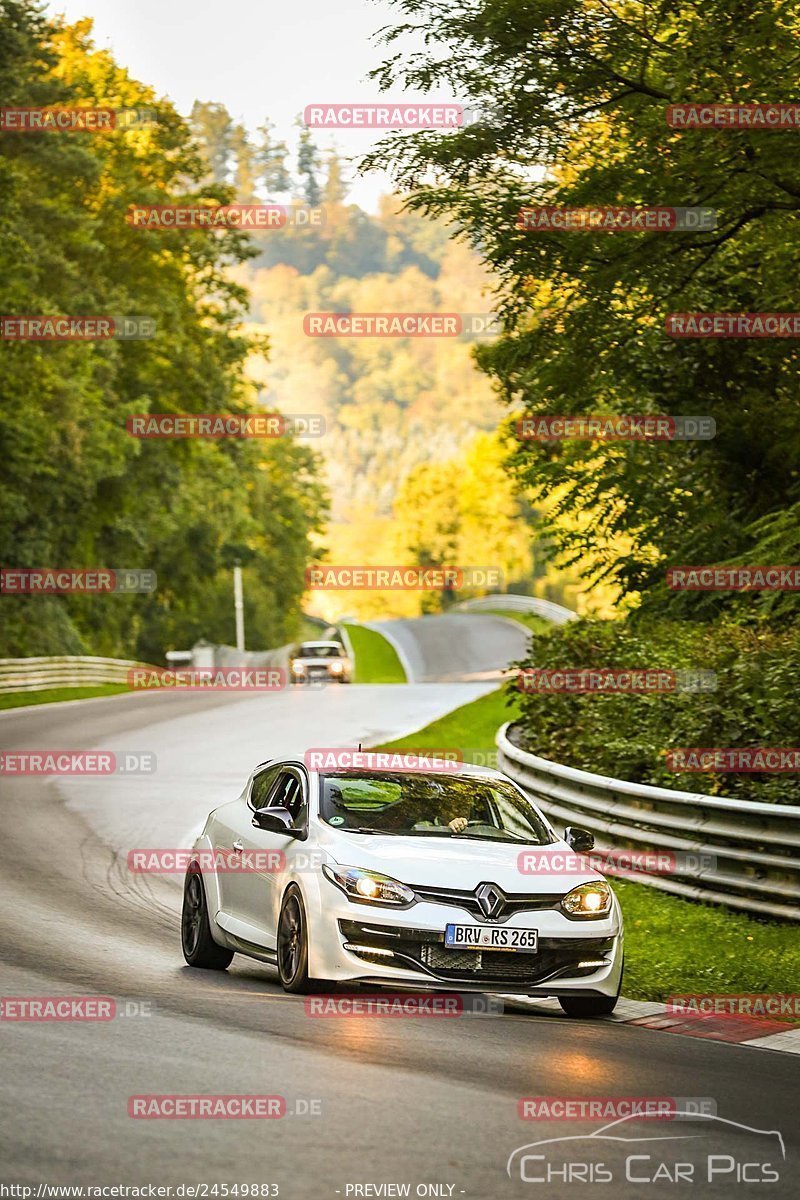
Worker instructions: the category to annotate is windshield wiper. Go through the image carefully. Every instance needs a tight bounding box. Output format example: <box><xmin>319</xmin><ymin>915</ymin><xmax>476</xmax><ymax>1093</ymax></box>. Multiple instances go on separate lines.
<box><xmin>450</xmin><ymin>832</ymin><xmax>533</xmax><ymax>844</ymax></box>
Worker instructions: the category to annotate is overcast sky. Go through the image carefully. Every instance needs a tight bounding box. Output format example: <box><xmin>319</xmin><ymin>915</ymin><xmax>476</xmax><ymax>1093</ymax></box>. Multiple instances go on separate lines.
<box><xmin>47</xmin><ymin>0</ymin><xmax>443</xmax><ymax>209</ymax></box>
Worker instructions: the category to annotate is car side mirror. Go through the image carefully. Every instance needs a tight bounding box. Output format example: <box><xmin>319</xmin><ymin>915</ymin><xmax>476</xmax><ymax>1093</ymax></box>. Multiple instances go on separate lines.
<box><xmin>564</xmin><ymin>826</ymin><xmax>594</xmax><ymax>852</ymax></box>
<box><xmin>252</xmin><ymin>806</ymin><xmax>302</xmax><ymax>837</ymax></box>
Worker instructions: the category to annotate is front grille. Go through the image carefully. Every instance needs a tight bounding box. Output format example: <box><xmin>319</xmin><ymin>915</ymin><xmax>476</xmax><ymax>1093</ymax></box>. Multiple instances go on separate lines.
<box><xmin>412</xmin><ymin>884</ymin><xmax>562</xmax><ymax>922</ymax></box>
<box><xmin>339</xmin><ymin>920</ymin><xmax>611</xmax><ymax>986</ymax></box>
<box><xmin>418</xmin><ymin>943</ymin><xmax>603</xmax><ymax>983</ymax></box>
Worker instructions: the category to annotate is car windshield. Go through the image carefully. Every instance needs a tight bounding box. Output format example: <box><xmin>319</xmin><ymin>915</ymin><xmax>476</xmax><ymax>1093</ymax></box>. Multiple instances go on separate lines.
<box><xmin>318</xmin><ymin>771</ymin><xmax>555</xmax><ymax>844</ymax></box>
<box><xmin>297</xmin><ymin>644</ymin><xmax>341</xmax><ymax>659</ymax></box>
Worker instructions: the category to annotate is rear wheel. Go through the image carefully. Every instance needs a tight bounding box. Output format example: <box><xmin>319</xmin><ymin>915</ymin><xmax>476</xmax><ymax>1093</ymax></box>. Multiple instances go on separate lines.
<box><xmin>181</xmin><ymin>868</ymin><xmax>233</xmax><ymax>970</ymax></box>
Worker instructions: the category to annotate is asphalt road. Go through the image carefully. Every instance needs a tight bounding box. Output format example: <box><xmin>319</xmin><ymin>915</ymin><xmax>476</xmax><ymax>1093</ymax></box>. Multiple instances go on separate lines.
<box><xmin>366</xmin><ymin>613</ymin><xmax>529</xmax><ymax>681</ymax></box>
<box><xmin>0</xmin><ymin>616</ymin><xmax>796</xmax><ymax>1198</ymax></box>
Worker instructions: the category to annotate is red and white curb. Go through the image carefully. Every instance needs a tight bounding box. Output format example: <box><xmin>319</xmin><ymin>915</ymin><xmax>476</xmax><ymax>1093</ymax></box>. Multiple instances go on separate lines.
<box><xmin>503</xmin><ymin>995</ymin><xmax>800</xmax><ymax>1054</ymax></box>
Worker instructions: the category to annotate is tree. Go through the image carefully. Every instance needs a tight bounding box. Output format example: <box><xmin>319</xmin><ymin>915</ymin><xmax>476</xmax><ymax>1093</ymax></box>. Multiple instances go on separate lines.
<box><xmin>364</xmin><ymin>0</ymin><xmax>800</xmax><ymax>621</ymax></box>
<box><xmin>230</xmin><ymin>123</ymin><xmax>256</xmax><ymax>200</ymax></box>
<box><xmin>256</xmin><ymin>119</ymin><xmax>292</xmax><ymax>194</ymax></box>
<box><xmin>296</xmin><ymin>124</ymin><xmax>322</xmax><ymax>206</ymax></box>
<box><xmin>189</xmin><ymin>99</ymin><xmax>234</xmax><ymax>182</ymax></box>
<box><xmin>0</xmin><ymin>5</ymin><xmax>327</xmax><ymax>658</ymax></box>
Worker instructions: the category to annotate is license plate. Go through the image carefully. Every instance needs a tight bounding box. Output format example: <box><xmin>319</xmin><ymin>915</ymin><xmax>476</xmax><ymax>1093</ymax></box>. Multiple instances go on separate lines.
<box><xmin>444</xmin><ymin>924</ymin><xmax>538</xmax><ymax>952</ymax></box>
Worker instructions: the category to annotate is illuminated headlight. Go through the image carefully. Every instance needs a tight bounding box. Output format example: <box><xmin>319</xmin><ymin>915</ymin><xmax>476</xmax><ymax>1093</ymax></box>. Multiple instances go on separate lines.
<box><xmin>291</xmin><ymin>662</ymin><xmax>306</xmax><ymax>675</ymax></box>
<box><xmin>328</xmin><ymin>660</ymin><xmax>344</xmax><ymax>674</ymax></box>
<box><xmin>322</xmin><ymin>864</ymin><xmax>416</xmax><ymax>907</ymax></box>
<box><xmin>561</xmin><ymin>881</ymin><xmax>612</xmax><ymax>918</ymax></box>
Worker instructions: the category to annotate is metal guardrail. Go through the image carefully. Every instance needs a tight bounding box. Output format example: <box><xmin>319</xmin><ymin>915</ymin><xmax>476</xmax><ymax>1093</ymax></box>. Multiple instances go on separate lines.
<box><xmin>0</xmin><ymin>655</ymin><xmax>153</xmax><ymax>694</ymax></box>
<box><xmin>496</xmin><ymin>722</ymin><xmax>800</xmax><ymax>921</ymax></box>
<box><xmin>455</xmin><ymin>594</ymin><xmax>578</xmax><ymax>625</ymax></box>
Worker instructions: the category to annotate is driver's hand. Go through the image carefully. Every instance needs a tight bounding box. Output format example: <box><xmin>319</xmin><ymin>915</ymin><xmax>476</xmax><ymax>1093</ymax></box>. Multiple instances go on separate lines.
<box><xmin>448</xmin><ymin>817</ymin><xmax>468</xmax><ymax>833</ymax></box>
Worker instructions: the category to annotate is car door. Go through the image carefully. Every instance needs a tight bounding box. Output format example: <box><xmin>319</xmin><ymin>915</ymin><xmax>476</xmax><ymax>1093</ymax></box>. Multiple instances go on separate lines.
<box><xmin>236</xmin><ymin>766</ymin><xmax>309</xmax><ymax>945</ymax></box>
<box><xmin>215</xmin><ymin>764</ymin><xmax>282</xmax><ymax>934</ymax></box>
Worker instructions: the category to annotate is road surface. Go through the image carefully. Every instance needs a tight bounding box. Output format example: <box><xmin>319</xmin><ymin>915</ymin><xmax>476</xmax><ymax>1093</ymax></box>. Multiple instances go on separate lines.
<box><xmin>0</xmin><ymin>616</ymin><xmax>795</xmax><ymax>1198</ymax></box>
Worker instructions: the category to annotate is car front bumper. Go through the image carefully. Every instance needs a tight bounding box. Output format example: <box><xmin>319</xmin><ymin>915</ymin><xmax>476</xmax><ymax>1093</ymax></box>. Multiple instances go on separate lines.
<box><xmin>308</xmin><ymin>892</ymin><xmax>623</xmax><ymax>997</ymax></box>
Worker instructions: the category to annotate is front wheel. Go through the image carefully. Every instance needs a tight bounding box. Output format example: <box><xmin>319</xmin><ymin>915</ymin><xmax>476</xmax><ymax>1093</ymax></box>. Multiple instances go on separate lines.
<box><xmin>277</xmin><ymin>887</ymin><xmax>328</xmax><ymax>993</ymax></box>
<box><xmin>559</xmin><ymin>993</ymin><xmax>618</xmax><ymax>1018</ymax></box>
<box><xmin>181</xmin><ymin>868</ymin><xmax>233</xmax><ymax>970</ymax></box>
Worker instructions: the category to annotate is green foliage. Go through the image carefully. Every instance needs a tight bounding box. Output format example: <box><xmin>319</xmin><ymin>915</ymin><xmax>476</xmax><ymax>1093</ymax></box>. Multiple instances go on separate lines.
<box><xmin>365</xmin><ymin>0</ymin><xmax>800</xmax><ymax>621</ymax></box>
<box><xmin>0</xmin><ymin>4</ymin><xmax>327</xmax><ymax>659</ymax></box>
<box><xmin>510</xmin><ymin>617</ymin><xmax>800</xmax><ymax>804</ymax></box>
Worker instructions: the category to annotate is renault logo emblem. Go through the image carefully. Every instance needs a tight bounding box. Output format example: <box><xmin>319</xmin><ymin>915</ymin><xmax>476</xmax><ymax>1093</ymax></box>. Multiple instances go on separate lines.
<box><xmin>475</xmin><ymin>882</ymin><xmax>507</xmax><ymax>921</ymax></box>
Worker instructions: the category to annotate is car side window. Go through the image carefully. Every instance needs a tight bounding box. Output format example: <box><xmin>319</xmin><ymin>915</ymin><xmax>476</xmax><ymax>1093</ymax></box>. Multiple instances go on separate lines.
<box><xmin>266</xmin><ymin>770</ymin><xmax>307</xmax><ymax>826</ymax></box>
<box><xmin>250</xmin><ymin>766</ymin><xmax>281</xmax><ymax>811</ymax></box>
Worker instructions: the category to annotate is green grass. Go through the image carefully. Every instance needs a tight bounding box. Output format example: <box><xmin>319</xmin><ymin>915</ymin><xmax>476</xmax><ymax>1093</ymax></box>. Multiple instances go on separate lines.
<box><xmin>0</xmin><ymin>683</ymin><xmax>129</xmax><ymax>710</ymax></box>
<box><xmin>613</xmin><ymin>879</ymin><xmax>800</xmax><ymax>1004</ymax></box>
<box><xmin>377</xmin><ymin>685</ymin><xmax>520</xmax><ymax>763</ymax></box>
<box><xmin>344</xmin><ymin>623</ymin><xmax>407</xmax><ymax>683</ymax></box>
<box><xmin>374</xmin><ymin>685</ymin><xmax>800</xmax><ymax>1004</ymax></box>
<box><xmin>478</xmin><ymin>609</ymin><xmax>552</xmax><ymax>639</ymax></box>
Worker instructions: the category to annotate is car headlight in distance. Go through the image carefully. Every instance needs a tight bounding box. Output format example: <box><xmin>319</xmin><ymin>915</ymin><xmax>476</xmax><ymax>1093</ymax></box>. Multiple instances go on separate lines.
<box><xmin>328</xmin><ymin>659</ymin><xmax>344</xmax><ymax>674</ymax></box>
<box><xmin>291</xmin><ymin>661</ymin><xmax>305</xmax><ymax>674</ymax></box>
<box><xmin>322</xmin><ymin>864</ymin><xmax>416</xmax><ymax>906</ymax></box>
<box><xmin>561</xmin><ymin>881</ymin><xmax>612</xmax><ymax>918</ymax></box>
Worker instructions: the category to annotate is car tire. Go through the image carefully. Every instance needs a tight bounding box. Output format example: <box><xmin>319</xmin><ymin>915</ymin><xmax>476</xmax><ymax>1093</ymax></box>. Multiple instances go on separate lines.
<box><xmin>558</xmin><ymin>957</ymin><xmax>623</xmax><ymax>1018</ymax></box>
<box><xmin>181</xmin><ymin>867</ymin><xmax>234</xmax><ymax>970</ymax></box>
<box><xmin>558</xmin><ymin>994</ymin><xmax>618</xmax><ymax>1018</ymax></box>
<box><xmin>277</xmin><ymin>886</ymin><xmax>327</xmax><ymax>994</ymax></box>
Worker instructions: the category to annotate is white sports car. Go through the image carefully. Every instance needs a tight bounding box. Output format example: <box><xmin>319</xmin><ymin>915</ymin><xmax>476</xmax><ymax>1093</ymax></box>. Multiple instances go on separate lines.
<box><xmin>181</xmin><ymin>758</ymin><xmax>624</xmax><ymax>1016</ymax></box>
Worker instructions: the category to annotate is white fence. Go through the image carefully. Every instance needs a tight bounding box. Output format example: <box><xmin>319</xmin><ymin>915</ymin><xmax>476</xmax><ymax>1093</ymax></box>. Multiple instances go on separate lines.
<box><xmin>0</xmin><ymin>655</ymin><xmax>153</xmax><ymax>694</ymax></box>
<box><xmin>496</xmin><ymin>722</ymin><xmax>800</xmax><ymax>921</ymax></box>
<box><xmin>455</xmin><ymin>594</ymin><xmax>578</xmax><ymax>625</ymax></box>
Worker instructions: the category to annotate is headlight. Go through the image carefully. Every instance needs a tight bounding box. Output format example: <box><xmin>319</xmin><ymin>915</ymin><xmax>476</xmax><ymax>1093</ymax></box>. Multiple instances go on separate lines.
<box><xmin>322</xmin><ymin>864</ymin><xmax>416</xmax><ymax>906</ymax></box>
<box><xmin>291</xmin><ymin>661</ymin><xmax>306</xmax><ymax>675</ymax></box>
<box><xmin>328</xmin><ymin>659</ymin><xmax>344</xmax><ymax>674</ymax></box>
<box><xmin>561</xmin><ymin>881</ymin><xmax>612</xmax><ymax>918</ymax></box>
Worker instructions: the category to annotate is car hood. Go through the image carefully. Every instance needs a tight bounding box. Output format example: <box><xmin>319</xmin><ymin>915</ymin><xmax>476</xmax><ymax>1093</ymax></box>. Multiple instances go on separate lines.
<box><xmin>318</xmin><ymin>827</ymin><xmax>603</xmax><ymax>893</ymax></box>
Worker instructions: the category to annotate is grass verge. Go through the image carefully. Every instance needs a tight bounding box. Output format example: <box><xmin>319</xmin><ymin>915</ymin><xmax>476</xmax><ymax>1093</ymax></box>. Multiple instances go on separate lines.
<box><xmin>374</xmin><ymin>686</ymin><xmax>800</xmax><ymax>1003</ymax></box>
<box><xmin>0</xmin><ymin>684</ymin><xmax>129</xmax><ymax>711</ymax></box>
<box><xmin>478</xmin><ymin>609</ymin><xmax>552</xmax><ymax>639</ymax></box>
<box><xmin>344</xmin><ymin>623</ymin><xmax>407</xmax><ymax>683</ymax></box>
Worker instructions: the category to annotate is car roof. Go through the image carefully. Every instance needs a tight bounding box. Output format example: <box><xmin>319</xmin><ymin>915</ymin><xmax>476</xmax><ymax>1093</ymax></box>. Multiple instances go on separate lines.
<box><xmin>297</xmin><ymin>640</ymin><xmax>341</xmax><ymax>649</ymax></box>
